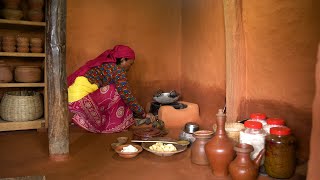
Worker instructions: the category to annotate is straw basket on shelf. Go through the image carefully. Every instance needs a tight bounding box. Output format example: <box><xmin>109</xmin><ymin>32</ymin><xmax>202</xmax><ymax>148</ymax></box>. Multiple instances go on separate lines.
<box><xmin>213</xmin><ymin>122</ymin><xmax>245</xmax><ymax>143</ymax></box>
<box><xmin>0</xmin><ymin>91</ymin><xmax>43</xmax><ymax>121</ymax></box>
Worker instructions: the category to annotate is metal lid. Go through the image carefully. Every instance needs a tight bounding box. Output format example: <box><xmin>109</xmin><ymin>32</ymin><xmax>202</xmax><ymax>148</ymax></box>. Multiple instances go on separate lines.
<box><xmin>184</xmin><ymin>122</ymin><xmax>200</xmax><ymax>133</ymax></box>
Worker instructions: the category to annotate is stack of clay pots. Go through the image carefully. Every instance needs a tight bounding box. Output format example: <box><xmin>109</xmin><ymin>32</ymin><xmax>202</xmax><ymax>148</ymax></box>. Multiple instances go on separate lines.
<box><xmin>1</xmin><ymin>0</ymin><xmax>23</xmax><ymax>20</ymax></box>
<box><xmin>30</xmin><ymin>37</ymin><xmax>43</xmax><ymax>53</ymax></box>
<box><xmin>16</xmin><ymin>36</ymin><xmax>29</xmax><ymax>53</ymax></box>
<box><xmin>27</xmin><ymin>0</ymin><xmax>44</xmax><ymax>22</ymax></box>
<box><xmin>2</xmin><ymin>35</ymin><xmax>16</xmax><ymax>52</ymax></box>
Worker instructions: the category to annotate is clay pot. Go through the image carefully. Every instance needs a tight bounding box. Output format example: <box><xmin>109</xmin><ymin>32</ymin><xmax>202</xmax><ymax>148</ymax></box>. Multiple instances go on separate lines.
<box><xmin>3</xmin><ymin>35</ymin><xmax>15</xmax><ymax>42</ymax></box>
<box><xmin>3</xmin><ymin>0</ymin><xmax>21</xmax><ymax>9</ymax></box>
<box><xmin>28</xmin><ymin>0</ymin><xmax>44</xmax><ymax>9</ymax></box>
<box><xmin>30</xmin><ymin>47</ymin><xmax>43</xmax><ymax>53</ymax></box>
<box><xmin>191</xmin><ymin>130</ymin><xmax>213</xmax><ymax>165</ymax></box>
<box><xmin>1</xmin><ymin>9</ymin><xmax>23</xmax><ymax>20</ymax></box>
<box><xmin>14</xmin><ymin>66</ymin><xmax>42</xmax><ymax>82</ymax></box>
<box><xmin>17</xmin><ymin>42</ymin><xmax>29</xmax><ymax>47</ymax></box>
<box><xmin>2</xmin><ymin>46</ymin><xmax>16</xmax><ymax>52</ymax></box>
<box><xmin>2</xmin><ymin>41</ymin><xmax>17</xmax><ymax>47</ymax></box>
<box><xmin>205</xmin><ymin>109</ymin><xmax>235</xmax><ymax>177</ymax></box>
<box><xmin>30</xmin><ymin>37</ymin><xmax>42</xmax><ymax>47</ymax></box>
<box><xmin>0</xmin><ymin>61</ymin><xmax>13</xmax><ymax>83</ymax></box>
<box><xmin>27</xmin><ymin>9</ymin><xmax>43</xmax><ymax>22</ymax></box>
<box><xmin>16</xmin><ymin>36</ymin><xmax>29</xmax><ymax>44</ymax></box>
<box><xmin>17</xmin><ymin>46</ymin><xmax>29</xmax><ymax>53</ymax></box>
<box><xmin>229</xmin><ymin>143</ymin><xmax>265</xmax><ymax>180</ymax></box>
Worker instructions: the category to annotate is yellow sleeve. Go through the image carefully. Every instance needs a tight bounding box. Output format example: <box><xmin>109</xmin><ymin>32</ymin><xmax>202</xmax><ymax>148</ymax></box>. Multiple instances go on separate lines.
<box><xmin>68</xmin><ymin>76</ymin><xmax>99</xmax><ymax>103</ymax></box>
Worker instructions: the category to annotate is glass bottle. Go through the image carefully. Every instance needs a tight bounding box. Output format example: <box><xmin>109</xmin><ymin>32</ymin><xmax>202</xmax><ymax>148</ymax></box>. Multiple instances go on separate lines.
<box><xmin>240</xmin><ymin>121</ymin><xmax>266</xmax><ymax>160</ymax></box>
<box><xmin>263</xmin><ymin>118</ymin><xmax>285</xmax><ymax>134</ymax></box>
<box><xmin>264</xmin><ymin>127</ymin><xmax>296</xmax><ymax>179</ymax></box>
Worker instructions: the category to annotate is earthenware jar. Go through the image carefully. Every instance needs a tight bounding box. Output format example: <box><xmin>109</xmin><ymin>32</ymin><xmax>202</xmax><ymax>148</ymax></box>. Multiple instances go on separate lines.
<box><xmin>205</xmin><ymin>109</ymin><xmax>235</xmax><ymax>177</ymax></box>
<box><xmin>229</xmin><ymin>143</ymin><xmax>265</xmax><ymax>180</ymax></box>
<box><xmin>191</xmin><ymin>130</ymin><xmax>213</xmax><ymax>165</ymax></box>
<box><xmin>0</xmin><ymin>60</ymin><xmax>13</xmax><ymax>83</ymax></box>
<box><xmin>14</xmin><ymin>65</ymin><xmax>42</xmax><ymax>82</ymax></box>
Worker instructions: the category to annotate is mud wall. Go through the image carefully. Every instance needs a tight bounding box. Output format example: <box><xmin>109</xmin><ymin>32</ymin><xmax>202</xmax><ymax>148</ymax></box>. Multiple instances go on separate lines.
<box><xmin>181</xmin><ymin>0</ymin><xmax>226</xmax><ymax>128</ymax></box>
<box><xmin>66</xmin><ymin>0</ymin><xmax>182</xmax><ymax>108</ymax></box>
<box><xmin>241</xmin><ymin>0</ymin><xmax>320</xmax><ymax>160</ymax></box>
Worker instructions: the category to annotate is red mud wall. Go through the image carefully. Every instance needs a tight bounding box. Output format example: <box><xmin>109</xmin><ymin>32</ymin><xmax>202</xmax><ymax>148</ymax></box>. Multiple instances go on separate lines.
<box><xmin>181</xmin><ymin>0</ymin><xmax>226</xmax><ymax>128</ymax></box>
<box><xmin>66</xmin><ymin>0</ymin><xmax>182</xmax><ymax>107</ymax></box>
<box><xmin>241</xmin><ymin>0</ymin><xmax>320</xmax><ymax>160</ymax></box>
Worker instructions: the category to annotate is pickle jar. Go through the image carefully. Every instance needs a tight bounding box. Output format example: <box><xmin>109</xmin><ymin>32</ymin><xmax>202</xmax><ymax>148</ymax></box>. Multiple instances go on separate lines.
<box><xmin>249</xmin><ymin>113</ymin><xmax>267</xmax><ymax>126</ymax></box>
<box><xmin>263</xmin><ymin>118</ymin><xmax>285</xmax><ymax>134</ymax></box>
<box><xmin>264</xmin><ymin>127</ymin><xmax>296</xmax><ymax>179</ymax></box>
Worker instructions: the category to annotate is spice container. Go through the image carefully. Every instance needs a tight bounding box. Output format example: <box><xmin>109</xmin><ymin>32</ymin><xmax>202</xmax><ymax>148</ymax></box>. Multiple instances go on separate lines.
<box><xmin>240</xmin><ymin>121</ymin><xmax>266</xmax><ymax>161</ymax></box>
<box><xmin>264</xmin><ymin>127</ymin><xmax>296</xmax><ymax>179</ymax></box>
<box><xmin>263</xmin><ymin>118</ymin><xmax>285</xmax><ymax>134</ymax></box>
<box><xmin>249</xmin><ymin>113</ymin><xmax>267</xmax><ymax>126</ymax></box>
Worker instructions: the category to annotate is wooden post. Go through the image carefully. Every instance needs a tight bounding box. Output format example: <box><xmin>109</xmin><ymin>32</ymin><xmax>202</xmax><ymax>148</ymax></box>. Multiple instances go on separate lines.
<box><xmin>46</xmin><ymin>0</ymin><xmax>69</xmax><ymax>160</ymax></box>
<box><xmin>307</xmin><ymin>44</ymin><xmax>320</xmax><ymax>179</ymax></box>
<box><xmin>223</xmin><ymin>0</ymin><xmax>246</xmax><ymax>122</ymax></box>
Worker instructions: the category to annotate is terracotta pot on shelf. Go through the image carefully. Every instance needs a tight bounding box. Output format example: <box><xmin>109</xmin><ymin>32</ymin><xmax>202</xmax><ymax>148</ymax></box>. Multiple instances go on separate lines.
<box><xmin>30</xmin><ymin>37</ymin><xmax>43</xmax><ymax>47</ymax></box>
<box><xmin>0</xmin><ymin>60</ymin><xmax>13</xmax><ymax>83</ymax></box>
<box><xmin>2</xmin><ymin>35</ymin><xmax>15</xmax><ymax>42</ymax></box>
<box><xmin>30</xmin><ymin>47</ymin><xmax>43</xmax><ymax>53</ymax></box>
<box><xmin>3</xmin><ymin>0</ymin><xmax>21</xmax><ymax>9</ymax></box>
<box><xmin>1</xmin><ymin>9</ymin><xmax>24</xmax><ymax>20</ymax></box>
<box><xmin>17</xmin><ymin>42</ymin><xmax>29</xmax><ymax>47</ymax></box>
<box><xmin>27</xmin><ymin>9</ymin><xmax>43</xmax><ymax>22</ymax></box>
<box><xmin>2</xmin><ymin>41</ymin><xmax>17</xmax><ymax>47</ymax></box>
<box><xmin>16</xmin><ymin>36</ymin><xmax>29</xmax><ymax>44</ymax></box>
<box><xmin>205</xmin><ymin>109</ymin><xmax>235</xmax><ymax>177</ymax></box>
<box><xmin>2</xmin><ymin>46</ymin><xmax>16</xmax><ymax>52</ymax></box>
<box><xmin>229</xmin><ymin>143</ymin><xmax>265</xmax><ymax>180</ymax></box>
<box><xmin>191</xmin><ymin>130</ymin><xmax>214</xmax><ymax>165</ymax></box>
<box><xmin>17</xmin><ymin>46</ymin><xmax>30</xmax><ymax>53</ymax></box>
<box><xmin>14</xmin><ymin>65</ymin><xmax>42</xmax><ymax>83</ymax></box>
<box><xmin>28</xmin><ymin>0</ymin><xmax>44</xmax><ymax>9</ymax></box>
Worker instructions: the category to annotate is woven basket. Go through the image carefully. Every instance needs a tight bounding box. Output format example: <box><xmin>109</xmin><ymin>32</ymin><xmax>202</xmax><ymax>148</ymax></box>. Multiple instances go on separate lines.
<box><xmin>213</xmin><ymin>122</ymin><xmax>245</xmax><ymax>143</ymax></box>
<box><xmin>0</xmin><ymin>91</ymin><xmax>43</xmax><ymax>121</ymax></box>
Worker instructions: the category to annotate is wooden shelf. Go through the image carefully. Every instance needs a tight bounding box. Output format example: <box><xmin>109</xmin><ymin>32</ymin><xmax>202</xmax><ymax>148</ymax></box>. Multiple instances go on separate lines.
<box><xmin>0</xmin><ymin>83</ymin><xmax>45</xmax><ymax>87</ymax></box>
<box><xmin>0</xmin><ymin>19</ymin><xmax>46</xmax><ymax>27</ymax></box>
<box><xmin>0</xmin><ymin>118</ymin><xmax>45</xmax><ymax>131</ymax></box>
<box><xmin>0</xmin><ymin>52</ymin><xmax>45</xmax><ymax>57</ymax></box>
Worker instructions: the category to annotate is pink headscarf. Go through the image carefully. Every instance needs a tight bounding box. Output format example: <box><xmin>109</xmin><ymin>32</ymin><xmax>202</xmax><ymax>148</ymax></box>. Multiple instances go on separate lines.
<box><xmin>67</xmin><ymin>45</ymin><xmax>135</xmax><ymax>86</ymax></box>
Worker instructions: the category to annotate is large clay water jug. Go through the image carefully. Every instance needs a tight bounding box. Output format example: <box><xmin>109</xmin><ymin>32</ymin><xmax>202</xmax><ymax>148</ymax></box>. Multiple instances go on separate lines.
<box><xmin>229</xmin><ymin>143</ymin><xmax>265</xmax><ymax>180</ymax></box>
<box><xmin>205</xmin><ymin>109</ymin><xmax>235</xmax><ymax>177</ymax></box>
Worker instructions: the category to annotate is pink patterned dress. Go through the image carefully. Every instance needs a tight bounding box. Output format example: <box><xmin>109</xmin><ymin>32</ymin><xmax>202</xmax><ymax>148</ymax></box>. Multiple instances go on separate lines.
<box><xmin>68</xmin><ymin>63</ymin><xmax>145</xmax><ymax>133</ymax></box>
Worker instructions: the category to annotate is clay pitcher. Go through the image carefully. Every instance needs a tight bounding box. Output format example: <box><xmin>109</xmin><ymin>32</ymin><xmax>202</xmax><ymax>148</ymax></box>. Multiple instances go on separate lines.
<box><xmin>191</xmin><ymin>130</ymin><xmax>213</xmax><ymax>165</ymax></box>
<box><xmin>205</xmin><ymin>109</ymin><xmax>235</xmax><ymax>177</ymax></box>
<box><xmin>229</xmin><ymin>143</ymin><xmax>265</xmax><ymax>180</ymax></box>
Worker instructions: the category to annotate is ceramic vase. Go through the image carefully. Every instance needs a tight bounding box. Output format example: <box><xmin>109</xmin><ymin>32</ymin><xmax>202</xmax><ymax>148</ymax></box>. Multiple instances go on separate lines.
<box><xmin>205</xmin><ymin>109</ymin><xmax>235</xmax><ymax>177</ymax></box>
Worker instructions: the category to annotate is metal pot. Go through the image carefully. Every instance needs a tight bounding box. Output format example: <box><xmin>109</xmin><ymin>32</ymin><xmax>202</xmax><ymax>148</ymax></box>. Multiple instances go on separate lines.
<box><xmin>184</xmin><ymin>122</ymin><xmax>200</xmax><ymax>133</ymax></box>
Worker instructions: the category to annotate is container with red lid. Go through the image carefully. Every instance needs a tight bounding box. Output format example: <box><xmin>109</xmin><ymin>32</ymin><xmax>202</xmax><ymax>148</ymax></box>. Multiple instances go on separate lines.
<box><xmin>249</xmin><ymin>113</ymin><xmax>267</xmax><ymax>126</ymax></box>
<box><xmin>263</xmin><ymin>118</ymin><xmax>286</xmax><ymax>134</ymax></box>
<box><xmin>240</xmin><ymin>121</ymin><xmax>266</xmax><ymax>162</ymax></box>
<box><xmin>265</xmin><ymin>127</ymin><xmax>296</xmax><ymax>178</ymax></box>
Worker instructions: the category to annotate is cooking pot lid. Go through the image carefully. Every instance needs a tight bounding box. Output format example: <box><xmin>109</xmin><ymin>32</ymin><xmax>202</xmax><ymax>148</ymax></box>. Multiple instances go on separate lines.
<box><xmin>133</xmin><ymin>127</ymin><xmax>162</xmax><ymax>138</ymax></box>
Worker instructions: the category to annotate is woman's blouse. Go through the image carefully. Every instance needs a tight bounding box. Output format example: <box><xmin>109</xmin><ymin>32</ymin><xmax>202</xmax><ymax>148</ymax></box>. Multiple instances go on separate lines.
<box><xmin>84</xmin><ymin>63</ymin><xmax>145</xmax><ymax>117</ymax></box>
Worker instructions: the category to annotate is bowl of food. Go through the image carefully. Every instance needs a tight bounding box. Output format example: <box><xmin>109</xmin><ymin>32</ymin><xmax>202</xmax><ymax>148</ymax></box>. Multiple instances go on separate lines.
<box><xmin>141</xmin><ymin>141</ymin><xmax>187</xmax><ymax>157</ymax></box>
<box><xmin>114</xmin><ymin>144</ymin><xmax>143</xmax><ymax>158</ymax></box>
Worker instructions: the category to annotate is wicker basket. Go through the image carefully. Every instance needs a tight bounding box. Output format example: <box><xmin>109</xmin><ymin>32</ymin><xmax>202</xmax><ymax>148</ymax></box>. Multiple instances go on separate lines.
<box><xmin>0</xmin><ymin>91</ymin><xmax>43</xmax><ymax>121</ymax></box>
<box><xmin>213</xmin><ymin>122</ymin><xmax>245</xmax><ymax>143</ymax></box>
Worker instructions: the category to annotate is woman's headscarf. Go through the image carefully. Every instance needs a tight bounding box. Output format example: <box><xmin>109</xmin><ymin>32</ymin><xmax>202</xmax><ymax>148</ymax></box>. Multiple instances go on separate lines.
<box><xmin>67</xmin><ymin>45</ymin><xmax>135</xmax><ymax>86</ymax></box>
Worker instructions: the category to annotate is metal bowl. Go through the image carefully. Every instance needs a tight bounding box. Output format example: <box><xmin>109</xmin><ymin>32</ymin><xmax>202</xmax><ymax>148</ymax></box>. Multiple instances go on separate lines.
<box><xmin>153</xmin><ymin>91</ymin><xmax>180</xmax><ymax>104</ymax></box>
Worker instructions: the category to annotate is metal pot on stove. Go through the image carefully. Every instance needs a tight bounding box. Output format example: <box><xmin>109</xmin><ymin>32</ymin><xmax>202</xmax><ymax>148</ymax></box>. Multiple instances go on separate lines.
<box><xmin>153</xmin><ymin>90</ymin><xmax>180</xmax><ymax>104</ymax></box>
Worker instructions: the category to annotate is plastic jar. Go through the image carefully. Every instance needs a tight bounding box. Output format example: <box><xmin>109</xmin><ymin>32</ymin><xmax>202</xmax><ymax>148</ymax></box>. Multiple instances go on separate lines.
<box><xmin>263</xmin><ymin>118</ymin><xmax>285</xmax><ymax>134</ymax></box>
<box><xmin>264</xmin><ymin>127</ymin><xmax>296</xmax><ymax>179</ymax></box>
<box><xmin>249</xmin><ymin>113</ymin><xmax>267</xmax><ymax>126</ymax></box>
<box><xmin>240</xmin><ymin>121</ymin><xmax>266</xmax><ymax>160</ymax></box>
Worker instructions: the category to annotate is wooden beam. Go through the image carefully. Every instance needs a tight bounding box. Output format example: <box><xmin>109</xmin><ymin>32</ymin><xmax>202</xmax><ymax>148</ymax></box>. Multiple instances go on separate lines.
<box><xmin>46</xmin><ymin>0</ymin><xmax>69</xmax><ymax>159</ymax></box>
<box><xmin>223</xmin><ymin>0</ymin><xmax>246</xmax><ymax>122</ymax></box>
<box><xmin>307</xmin><ymin>44</ymin><xmax>320</xmax><ymax>180</ymax></box>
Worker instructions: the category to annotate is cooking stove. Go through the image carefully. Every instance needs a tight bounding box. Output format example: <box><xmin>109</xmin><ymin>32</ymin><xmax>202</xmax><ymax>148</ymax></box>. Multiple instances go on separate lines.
<box><xmin>149</xmin><ymin>101</ymin><xmax>188</xmax><ymax>116</ymax></box>
<box><xmin>147</xmin><ymin>101</ymin><xmax>200</xmax><ymax>128</ymax></box>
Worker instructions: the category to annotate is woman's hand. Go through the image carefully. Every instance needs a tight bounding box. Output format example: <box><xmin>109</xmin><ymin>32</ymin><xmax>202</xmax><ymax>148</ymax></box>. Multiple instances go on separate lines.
<box><xmin>145</xmin><ymin>113</ymin><xmax>156</xmax><ymax>122</ymax></box>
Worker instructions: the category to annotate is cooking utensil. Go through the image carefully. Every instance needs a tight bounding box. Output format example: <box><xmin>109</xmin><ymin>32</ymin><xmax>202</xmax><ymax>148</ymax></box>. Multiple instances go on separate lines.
<box><xmin>131</xmin><ymin>139</ymin><xmax>190</xmax><ymax>146</ymax></box>
<box><xmin>184</xmin><ymin>122</ymin><xmax>200</xmax><ymax>133</ymax></box>
<box><xmin>153</xmin><ymin>90</ymin><xmax>180</xmax><ymax>104</ymax></box>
